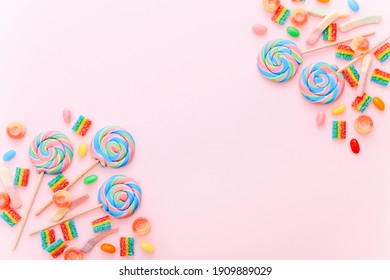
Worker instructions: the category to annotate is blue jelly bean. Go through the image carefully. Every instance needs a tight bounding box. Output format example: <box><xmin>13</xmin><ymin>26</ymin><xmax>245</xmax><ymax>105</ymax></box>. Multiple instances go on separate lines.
<box><xmin>3</xmin><ymin>150</ymin><xmax>16</xmax><ymax>161</ymax></box>
<box><xmin>348</xmin><ymin>0</ymin><xmax>360</xmax><ymax>12</ymax></box>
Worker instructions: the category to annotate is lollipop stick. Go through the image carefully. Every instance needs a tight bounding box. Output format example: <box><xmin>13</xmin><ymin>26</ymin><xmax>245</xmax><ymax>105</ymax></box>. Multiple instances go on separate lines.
<box><xmin>13</xmin><ymin>172</ymin><xmax>45</xmax><ymax>250</ymax></box>
<box><xmin>337</xmin><ymin>35</ymin><xmax>390</xmax><ymax>73</ymax></box>
<box><xmin>35</xmin><ymin>160</ymin><xmax>100</xmax><ymax>216</ymax></box>
<box><xmin>302</xmin><ymin>31</ymin><xmax>376</xmax><ymax>55</ymax></box>
<box><xmin>30</xmin><ymin>203</ymin><xmax>103</xmax><ymax>235</ymax></box>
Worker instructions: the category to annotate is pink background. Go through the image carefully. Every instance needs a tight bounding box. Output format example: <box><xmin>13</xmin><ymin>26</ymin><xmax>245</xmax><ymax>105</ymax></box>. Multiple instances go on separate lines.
<box><xmin>1</xmin><ymin>0</ymin><xmax>390</xmax><ymax>260</ymax></box>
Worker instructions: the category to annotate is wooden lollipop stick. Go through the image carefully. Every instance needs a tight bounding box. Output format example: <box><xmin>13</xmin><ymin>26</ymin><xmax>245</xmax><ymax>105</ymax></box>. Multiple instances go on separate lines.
<box><xmin>13</xmin><ymin>172</ymin><xmax>44</xmax><ymax>250</ymax></box>
<box><xmin>302</xmin><ymin>31</ymin><xmax>376</xmax><ymax>55</ymax></box>
<box><xmin>35</xmin><ymin>160</ymin><xmax>100</xmax><ymax>216</ymax></box>
<box><xmin>338</xmin><ymin>35</ymin><xmax>390</xmax><ymax>73</ymax></box>
<box><xmin>30</xmin><ymin>203</ymin><xmax>103</xmax><ymax>235</ymax></box>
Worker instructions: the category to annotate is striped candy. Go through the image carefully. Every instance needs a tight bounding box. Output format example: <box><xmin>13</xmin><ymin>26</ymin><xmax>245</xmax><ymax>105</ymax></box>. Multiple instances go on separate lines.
<box><xmin>48</xmin><ymin>173</ymin><xmax>69</xmax><ymax>192</ymax></box>
<box><xmin>60</xmin><ymin>219</ymin><xmax>78</xmax><ymax>240</ymax></box>
<box><xmin>371</xmin><ymin>68</ymin><xmax>390</xmax><ymax>86</ymax></box>
<box><xmin>332</xmin><ymin>121</ymin><xmax>346</xmax><ymax>140</ymax></box>
<box><xmin>336</xmin><ymin>45</ymin><xmax>355</xmax><ymax>61</ymax></box>
<box><xmin>342</xmin><ymin>65</ymin><xmax>360</xmax><ymax>87</ymax></box>
<box><xmin>272</xmin><ymin>5</ymin><xmax>291</xmax><ymax>25</ymax></box>
<box><xmin>92</xmin><ymin>215</ymin><xmax>112</xmax><ymax>233</ymax></box>
<box><xmin>323</xmin><ymin>23</ymin><xmax>337</xmax><ymax>42</ymax></box>
<box><xmin>46</xmin><ymin>238</ymin><xmax>67</xmax><ymax>258</ymax></box>
<box><xmin>120</xmin><ymin>237</ymin><xmax>134</xmax><ymax>256</ymax></box>
<box><xmin>0</xmin><ymin>206</ymin><xmax>21</xmax><ymax>227</ymax></box>
<box><xmin>352</xmin><ymin>93</ymin><xmax>372</xmax><ymax>113</ymax></box>
<box><xmin>40</xmin><ymin>229</ymin><xmax>56</xmax><ymax>249</ymax></box>
<box><xmin>374</xmin><ymin>43</ymin><xmax>390</xmax><ymax>63</ymax></box>
<box><xmin>72</xmin><ymin>115</ymin><xmax>92</xmax><ymax>136</ymax></box>
<box><xmin>14</xmin><ymin>167</ymin><xmax>30</xmax><ymax>187</ymax></box>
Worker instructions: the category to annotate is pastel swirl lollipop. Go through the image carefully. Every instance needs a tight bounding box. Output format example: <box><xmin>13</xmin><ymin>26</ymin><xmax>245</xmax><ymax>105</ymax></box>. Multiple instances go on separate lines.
<box><xmin>91</xmin><ymin>126</ymin><xmax>135</xmax><ymax>168</ymax></box>
<box><xmin>257</xmin><ymin>39</ymin><xmax>303</xmax><ymax>83</ymax></box>
<box><xmin>299</xmin><ymin>62</ymin><xmax>345</xmax><ymax>104</ymax></box>
<box><xmin>98</xmin><ymin>175</ymin><xmax>142</xmax><ymax>219</ymax></box>
<box><xmin>29</xmin><ymin>131</ymin><xmax>74</xmax><ymax>174</ymax></box>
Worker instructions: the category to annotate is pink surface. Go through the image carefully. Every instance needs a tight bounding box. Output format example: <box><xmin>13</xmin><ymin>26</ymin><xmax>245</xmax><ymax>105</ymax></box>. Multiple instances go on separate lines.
<box><xmin>1</xmin><ymin>0</ymin><xmax>390</xmax><ymax>260</ymax></box>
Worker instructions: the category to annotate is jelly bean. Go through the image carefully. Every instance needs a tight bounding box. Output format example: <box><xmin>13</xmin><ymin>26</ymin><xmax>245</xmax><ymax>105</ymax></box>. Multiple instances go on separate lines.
<box><xmin>132</xmin><ymin>217</ymin><xmax>151</xmax><ymax>236</ymax></box>
<box><xmin>84</xmin><ymin>174</ymin><xmax>98</xmax><ymax>185</ymax></box>
<box><xmin>3</xmin><ymin>150</ymin><xmax>16</xmax><ymax>161</ymax></box>
<box><xmin>348</xmin><ymin>0</ymin><xmax>359</xmax><ymax>12</ymax></box>
<box><xmin>6</xmin><ymin>122</ymin><xmax>26</xmax><ymax>139</ymax></box>
<box><xmin>331</xmin><ymin>104</ymin><xmax>346</xmax><ymax>115</ymax></box>
<box><xmin>317</xmin><ymin>0</ymin><xmax>330</xmax><ymax>3</ymax></box>
<box><xmin>373</xmin><ymin>97</ymin><xmax>385</xmax><ymax>111</ymax></box>
<box><xmin>140</xmin><ymin>242</ymin><xmax>155</xmax><ymax>253</ymax></box>
<box><xmin>0</xmin><ymin>192</ymin><xmax>11</xmax><ymax>210</ymax></box>
<box><xmin>78</xmin><ymin>142</ymin><xmax>88</xmax><ymax>157</ymax></box>
<box><xmin>316</xmin><ymin>111</ymin><xmax>326</xmax><ymax>126</ymax></box>
<box><xmin>252</xmin><ymin>24</ymin><xmax>267</xmax><ymax>36</ymax></box>
<box><xmin>287</xmin><ymin>26</ymin><xmax>300</xmax><ymax>38</ymax></box>
<box><xmin>53</xmin><ymin>190</ymin><xmax>72</xmax><ymax>208</ymax></box>
<box><xmin>350</xmin><ymin>138</ymin><xmax>360</xmax><ymax>154</ymax></box>
<box><xmin>63</xmin><ymin>108</ymin><xmax>71</xmax><ymax>124</ymax></box>
<box><xmin>64</xmin><ymin>247</ymin><xmax>83</xmax><ymax>260</ymax></box>
<box><xmin>354</xmin><ymin>115</ymin><xmax>373</xmax><ymax>134</ymax></box>
<box><xmin>101</xmin><ymin>243</ymin><xmax>116</xmax><ymax>254</ymax></box>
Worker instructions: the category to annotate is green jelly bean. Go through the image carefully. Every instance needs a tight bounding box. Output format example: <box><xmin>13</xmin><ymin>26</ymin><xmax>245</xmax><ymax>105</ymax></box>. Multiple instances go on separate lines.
<box><xmin>287</xmin><ymin>26</ymin><xmax>300</xmax><ymax>38</ymax></box>
<box><xmin>84</xmin><ymin>174</ymin><xmax>98</xmax><ymax>184</ymax></box>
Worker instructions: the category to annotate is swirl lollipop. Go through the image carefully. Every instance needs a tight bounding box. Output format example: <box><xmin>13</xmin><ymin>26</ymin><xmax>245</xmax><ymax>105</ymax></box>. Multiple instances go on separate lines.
<box><xmin>300</xmin><ymin>62</ymin><xmax>345</xmax><ymax>104</ymax></box>
<box><xmin>14</xmin><ymin>131</ymin><xmax>74</xmax><ymax>249</ymax></box>
<box><xmin>30</xmin><ymin>175</ymin><xmax>142</xmax><ymax>235</ymax></box>
<box><xmin>35</xmin><ymin>126</ymin><xmax>136</xmax><ymax>216</ymax></box>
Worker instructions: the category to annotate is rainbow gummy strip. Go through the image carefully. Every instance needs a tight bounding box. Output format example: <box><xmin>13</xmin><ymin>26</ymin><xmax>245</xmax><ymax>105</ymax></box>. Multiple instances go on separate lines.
<box><xmin>336</xmin><ymin>45</ymin><xmax>354</xmax><ymax>61</ymax></box>
<box><xmin>72</xmin><ymin>115</ymin><xmax>92</xmax><ymax>136</ymax></box>
<box><xmin>351</xmin><ymin>93</ymin><xmax>372</xmax><ymax>113</ymax></box>
<box><xmin>14</xmin><ymin>167</ymin><xmax>30</xmax><ymax>187</ymax></box>
<box><xmin>332</xmin><ymin>121</ymin><xmax>346</xmax><ymax>140</ymax></box>
<box><xmin>342</xmin><ymin>65</ymin><xmax>360</xmax><ymax>87</ymax></box>
<box><xmin>40</xmin><ymin>229</ymin><xmax>56</xmax><ymax>249</ymax></box>
<box><xmin>272</xmin><ymin>5</ymin><xmax>291</xmax><ymax>25</ymax></box>
<box><xmin>48</xmin><ymin>173</ymin><xmax>69</xmax><ymax>192</ymax></box>
<box><xmin>374</xmin><ymin>43</ymin><xmax>390</xmax><ymax>63</ymax></box>
<box><xmin>0</xmin><ymin>206</ymin><xmax>21</xmax><ymax>227</ymax></box>
<box><xmin>92</xmin><ymin>215</ymin><xmax>112</xmax><ymax>233</ymax></box>
<box><xmin>60</xmin><ymin>219</ymin><xmax>78</xmax><ymax>241</ymax></box>
<box><xmin>322</xmin><ymin>23</ymin><xmax>337</xmax><ymax>42</ymax></box>
<box><xmin>371</xmin><ymin>68</ymin><xmax>390</xmax><ymax>86</ymax></box>
<box><xmin>120</xmin><ymin>237</ymin><xmax>134</xmax><ymax>256</ymax></box>
<box><xmin>46</xmin><ymin>238</ymin><xmax>68</xmax><ymax>258</ymax></box>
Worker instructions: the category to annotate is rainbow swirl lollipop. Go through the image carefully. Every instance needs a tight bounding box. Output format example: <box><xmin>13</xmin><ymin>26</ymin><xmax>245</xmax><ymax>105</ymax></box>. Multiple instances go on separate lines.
<box><xmin>257</xmin><ymin>39</ymin><xmax>303</xmax><ymax>83</ymax></box>
<box><xmin>91</xmin><ymin>126</ymin><xmax>135</xmax><ymax>168</ymax></box>
<box><xmin>98</xmin><ymin>175</ymin><xmax>142</xmax><ymax>219</ymax></box>
<box><xmin>29</xmin><ymin>131</ymin><xmax>74</xmax><ymax>174</ymax></box>
<box><xmin>300</xmin><ymin>62</ymin><xmax>345</xmax><ymax>104</ymax></box>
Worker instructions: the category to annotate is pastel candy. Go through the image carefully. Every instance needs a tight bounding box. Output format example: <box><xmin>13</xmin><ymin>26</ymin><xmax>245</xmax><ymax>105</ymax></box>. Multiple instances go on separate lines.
<box><xmin>348</xmin><ymin>0</ymin><xmax>360</xmax><ymax>12</ymax></box>
<box><xmin>3</xmin><ymin>150</ymin><xmax>16</xmax><ymax>161</ymax></box>
<box><xmin>257</xmin><ymin>39</ymin><xmax>303</xmax><ymax>83</ymax></box>
<box><xmin>252</xmin><ymin>24</ymin><xmax>267</xmax><ymax>36</ymax></box>
<box><xmin>63</xmin><ymin>108</ymin><xmax>71</xmax><ymax>124</ymax></box>
<box><xmin>300</xmin><ymin>62</ymin><xmax>345</xmax><ymax>104</ymax></box>
<box><xmin>29</xmin><ymin>131</ymin><xmax>74</xmax><ymax>175</ymax></box>
<box><xmin>91</xmin><ymin>126</ymin><xmax>135</xmax><ymax>169</ymax></box>
<box><xmin>98</xmin><ymin>175</ymin><xmax>142</xmax><ymax>219</ymax></box>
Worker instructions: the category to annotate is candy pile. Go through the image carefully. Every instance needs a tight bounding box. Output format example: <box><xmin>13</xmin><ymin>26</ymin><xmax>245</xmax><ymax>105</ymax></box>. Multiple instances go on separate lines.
<box><xmin>0</xmin><ymin>108</ymin><xmax>154</xmax><ymax>260</ymax></box>
<box><xmin>255</xmin><ymin>0</ymin><xmax>387</xmax><ymax>154</ymax></box>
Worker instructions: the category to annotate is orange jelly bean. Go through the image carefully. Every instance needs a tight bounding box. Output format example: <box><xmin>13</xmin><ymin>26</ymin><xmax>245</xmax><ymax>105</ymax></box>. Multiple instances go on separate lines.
<box><xmin>373</xmin><ymin>97</ymin><xmax>385</xmax><ymax>111</ymax></box>
<box><xmin>350</xmin><ymin>138</ymin><xmax>360</xmax><ymax>154</ymax></box>
<box><xmin>101</xmin><ymin>243</ymin><xmax>116</xmax><ymax>254</ymax></box>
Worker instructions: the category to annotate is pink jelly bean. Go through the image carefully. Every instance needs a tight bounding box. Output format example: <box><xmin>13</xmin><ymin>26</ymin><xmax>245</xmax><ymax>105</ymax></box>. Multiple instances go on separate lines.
<box><xmin>63</xmin><ymin>108</ymin><xmax>71</xmax><ymax>124</ymax></box>
<box><xmin>316</xmin><ymin>111</ymin><xmax>325</xmax><ymax>126</ymax></box>
<box><xmin>252</xmin><ymin>24</ymin><xmax>267</xmax><ymax>36</ymax></box>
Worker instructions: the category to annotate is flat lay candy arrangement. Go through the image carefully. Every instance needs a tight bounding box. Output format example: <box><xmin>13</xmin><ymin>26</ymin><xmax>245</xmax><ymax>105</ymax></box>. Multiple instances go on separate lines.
<box><xmin>0</xmin><ymin>110</ymin><xmax>154</xmax><ymax>259</ymax></box>
<box><xmin>254</xmin><ymin>0</ymin><xmax>388</xmax><ymax>154</ymax></box>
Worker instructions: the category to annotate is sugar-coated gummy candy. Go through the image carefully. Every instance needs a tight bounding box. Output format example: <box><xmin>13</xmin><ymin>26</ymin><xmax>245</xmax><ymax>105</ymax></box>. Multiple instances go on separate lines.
<box><xmin>252</xmin><ymin>24</ymin><xmax>267</xmax><ymax>36</ymax></box>
<box><xmin>64</xmin><ymin>247</ymin><xmax>83</xmax><ymax>260</ymax></box>
<box><xmin>63</xmin><ymin>108</ymin><xmax>71</xmax><ymax>124</ymax></box>
<box><xmin>350</xmin><ymin>139</ymin><xmax>360</xmax><ymax>154</ymax></box>
<box><xmin>263</xmin><ymin>0</ymin><xmax>281</xmax><ymax>13</ymax></box>
<box><xmin>331</xmin><ymin>104</ymin><xmax>346</xmax><ymax>115</ymax></box>
<box><xmin>101</xmin><ymin>243</ymin><xmax>116</xmax><ymax>254</ymax></box>
<box><xmin>53</xmin><ymin>190</ymin><xmax>72</xmax><ymax>208</ymax></box>
<box><xmin>132</xmin><ymin>217</ymin><xmax>151</xmax><ymax>236</ymax></box>
<box><xmin>3</xmin><ymin>150</ymin><xmax>16</xmax><ymax>161</ymax></box>
<box><xmin>78</xmin><ymin>142</ymin><xmax>88</xmax><ymax>157</ymax></box>
<box><xmin>316</xmin><ymin>111</ymin><xmax>325</xmax><ymax>126</ymax></box>
<box><xmin>6</xmin><ymin>122</ymin><xmax>26</xmax><ymax>139</ymax></box>
<box><xmin>84</xmin><ymin>174</ymin><xmax>98</xmax><ymax>184</ymax></box>
<box><xmin>287</xmin><ymin>26</ymin><xmax>300</xmax><ymax>38</ymax></box>
<box><xmin>351</xmin><ymin>37</ymin><xmax>369</xmax><ymax>53</ymax></box>
<box><xmin>0</xmin><ymin>192</ymin><xmax>11</xmax><ymax>210</ymax></box>
<box><xmin>373</xmin><ymin>97</ymin><xmax>385</xmax><ymax>111</ymax></box>
<box><xmin>140</xmin><ymin>242</ymin><xmax>155</xmax><ymax>253</ymax></box>
<box><xmin>290</xmin><ymin>8</ymin><xmax>308</xmax><ymax>26</ymax></box>
<box><xmin>348</xmin><ymin>0</ymin><xmax>359</xmax><ymax>12</ymax></box>
<box><xmin>354</xmin><ymin>115</ymin><xmax>373</xmax><ymax>134</ymax></box>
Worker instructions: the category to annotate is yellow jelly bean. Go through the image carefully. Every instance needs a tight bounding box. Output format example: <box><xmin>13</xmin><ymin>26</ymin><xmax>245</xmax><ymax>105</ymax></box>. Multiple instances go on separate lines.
<box><xmin>373</xmin><ymin>97</ymin><xmax>385</xmax><ymax>111</ymax></box>
<box><xmin>140</xmin><ymin>242</ymin><xmax>154</xmax><ymax>253</ymax></box>
<box><xmin>78</xmin><ymin>142</ymin><xmax>88</xmax><ymax>157</ymax></box>
<box><xmin>331</xmin><ymin>104</ymin><xmax>346</xmax><ymax>115</ymax></box>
